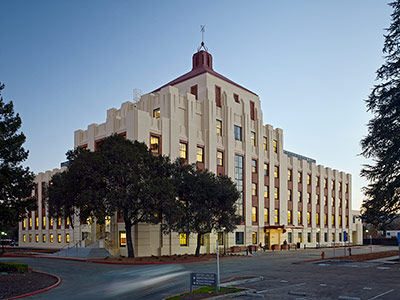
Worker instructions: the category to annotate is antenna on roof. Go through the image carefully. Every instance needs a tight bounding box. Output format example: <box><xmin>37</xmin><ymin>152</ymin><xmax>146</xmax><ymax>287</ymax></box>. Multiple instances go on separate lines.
<box><xmin>198</xmin><ymin>25</ymin><xmax>208</xmax><ymax>52</ymax></box>
<box><xmin>133</xmin><ymin>88</ymin><xmax>142</xmax><ymax>105</ymax></box>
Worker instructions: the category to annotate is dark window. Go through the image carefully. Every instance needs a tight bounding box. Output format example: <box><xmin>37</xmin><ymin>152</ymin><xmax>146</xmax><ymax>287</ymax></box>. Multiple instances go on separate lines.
<box><xmin>215</xmin><ymin>86</ymin><xmax>221</xmax><ymax>107</ymax></box>
<box><xmin>250</xmin><ymin>101</ymin><xmax>255</xmax><ymax>120</ymax></box>
<box><xmin>234</xmin><ymin>125</ymin><xmax>242</xmax><ymax>141</ymax></box>
<box><xmin>191</xmin><ymin>85</ymin><xmax>198</xmax><ymax>100</ymax></box>
<box><xmin>235</xmin><ymin>232</ymin><xmax>244</xmax><ymax>245</ymax></box>
<box><xmin>234</xmin><ymin>93</ymin><xmax>239</xmax><ymax>103</ymax></box>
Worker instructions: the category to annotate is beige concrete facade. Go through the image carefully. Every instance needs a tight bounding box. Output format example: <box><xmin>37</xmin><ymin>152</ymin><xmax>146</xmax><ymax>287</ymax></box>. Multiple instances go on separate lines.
<box><xmin>19</xmin><ymin>49</ymin><xmax>362</xmax><ymax>256</ymax></box>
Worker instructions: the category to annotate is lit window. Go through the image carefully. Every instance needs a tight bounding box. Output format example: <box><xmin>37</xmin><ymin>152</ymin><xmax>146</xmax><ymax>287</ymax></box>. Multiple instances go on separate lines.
<box><xmin>298</xmin><ymin>211</ymin><xmax>302</xmax><ymax>224</ymax></box>
<box><xmin>57</xmin><ymin>217</ymin><xmax>62</xmax><ymax>226</ymax></box>
<box><xmin>29</xmin><ymin>234</ymin><xmax>32</xmax><ymax>243</ymax></box>
<box><xmin>23</xmin><ymin>219</ymin><xmax>26</xmax><ymax>230</ymax></box>
<box><xmin>36</xmin><ymin>234</ymin><xmax>39</xmax><ymax>243</ymax></box>
<box><xmin>324</xmin><ymin>196</ymin><xmax>327</xmax><ymax>206</ymax></box>
<box><xmin>331</xmin><ymin>197</ymin><xmax>335</xmax><ymax>207</ymax></box>
<box><xmin>50</xmin><ymin>234</ymin><xmax>54</xmax><ymax>243</ymax></box>
<box><xmin>274</xmin><ymin>166</ymin><xmax>279</xmax><ymax>178</ymax></box>
<box><xmin>23</xmin><ymin>234</ymin><xmax>26</xmax><ymax>242</ymax></box>
<box><xmin>234</xmin><ymin>125</ymin><xmax>242</xmax><ymax>141</ymax></box>
<box><xmin>66</xmin><ymin>217</ymin><xmax>70</xmax><ymax>226</ymax></box>
<box><xmin>339</xmin><ymin>215</ymin><xmax>342</xmax><ymax>225</ymax></box>
<box><xmin>264</xmin><ymin>163</ymin><xmax>268</xmax><ymax>176</ymax></box>
<box><xmin>218</xmin><ymin>232</ymin><xmax>224</xmax><ymax>245</ymax></box>
<box><xmin>273</xmin><ymin>140</ymin><xmax>278</xmax><ymax>153</ymax></box>
<box><xmin>42</xmin><ymin>216</ymin><xmax>46</xmax><ymax>228</ymax></box>
<box><xmin>50</xmin><ymin>218</ymin><xmax>53</xmax><ymax>227</ymax></box>
<box><xmin>332</xmin><ymin>233</ymin><xmax>335</xmax><ymax>242</ymax></box>
<box><xmin>298</xmin><ymin>232</ymin><xmax>302</xmax><ymax>243</ymax></box>
<box><xmin>264</xmin><ymin>186</ymin><xmax>269</xmax><ymax>198</ymax></box>
<box><xmin>200</xmin><ymin>234</ymin><xmax>204</xmax><ymax>246</ymax></box>
<box><xmin>264</xmin><ymin>208</ymin><xmax>268</xmax><ymax>223</ymax></box>
<box><xmin>274</xmin><ymin>209</ymin><xmax>279</xmax><ymax>223</ymax></box>
<box><xmin>196</xmin><ymin>147</ymin><xmax>204</xmax><ymax>163</ymax></box>
<box><xmin>252</xmin><ymin>207</ymin><xmax>257</xmax><ymax>222</ymax></box>
<box><xmin>331</xmin><ymin>180</ymin><xmax>335</xmax><ymax>190</ymax></box>
<box><xmin>288</xmin><ymin>170</ymin><xmax>292</xmax><ymax>181</ymax></box>
<box><xmin>216</xmin><ymin>120</ymin><xmax>222</xmax><ymax>136</ymax></box>
<box><xmin>274</xmin><ymin>187</ymin><xmax>279</xmax><ymax>200</ymax></box>
<box><xmin>217</xmin><ymin>151</ymin><xmax>223</xmax><ymax>166</ymax></box>
<box><xmin>298</xmin><ymin>191</ymin><xmax>302</xmax><ymax>202</ymax></box>
<box><xmin>251</xmin><ymin>131</ymin><xmax>256</xmax><ymax>147</ymax></box>
<box><xmin>252</xmin><ymin>232</ymin><xmax>257</xmax><ymax>244</ymax></box>
<box><xmin>307</xmin><ymin>174</ymin><xmax>311</xmax><ymax>185</ymax></box>
<box><xmin>150</xmin><ymin>135</ymin><xmax>160</xmax><ymax>154</ymax></box>
<box><xmin>58</xmin><ymin>234</ymin><xmax>61</xmax><ymax>243</ymax></box>
<box><xmin>307</xmin><ymin>193</ymin><xmax>311</xmax><ymax>204</ymax></box>
<box><xmin>298</xmin><ymin>172</ymin><xmax>302</xmax><ymax>183</ymax></box>
<box><xmin>316</xmin><ymin>176</ymin><xmax>320</xmax><ymax>187</ymax></box>
<box><xmin>179</xmin><ymin>142</ymin><xmax>187</xmax><ymax>159</ymax></box>
<box><xmin>324</xmin><ymin>178</ymin><xmax>328</xmax><ymax>189</ymax></box>
<box><xmin>252</xmin><ymin>183</ymin><xmax>257</xmax><ymax>196</ymax></box>
<box><xmin>288</xmin><ymin>210</ymin><xmax>292</xmax><ymax>224</ymax></box>
<box><xmin>180</xmin><ymin>233</ymin><xmax>188</xmax><ymax>246</ymax></box>
<box><xmin>153</xmin><ymin>108</ymin><xmax>160</xmax><ymax>119</ymax></box>
<box><xmin>252</xmin><ymin>159</ymin><xmax>257</xmax><ymax>173</ymax></box>
<box><xmin>345</xmin><ymin>184</ymin><xmax>349</xmax><ymax>193</ymax></box>
<box><xmin>288</xmin><ymin>190</ymin><xmax>292</xmax><ymax>201</ymax></box>
<box><xmin>119</xmin><ymin>232</ymin><xmax>126</xmax><ymax>247</ymax></box>
<box><xmin>66</xmin><ymin>234</ymin><xmax>70</xmax><ymax>243</ymax></box>
<box><xmin>339</xmin><ymin>182</ymin><xmax>342</xmax><ymax>191</ymax></box>
<box><xmin>35</xmin><ymin>217</ymin><xmax>39</xmax><ymax>228</ymax></box>
<box><xmin>263</xmin><ymin>136</ymin><xmax>267</xmax><ymax>151</ymax></box>
<box><xmin>307</xmin><ymin>212</ymin><xmax>311</xmax><ymax>225</ymax></box>
<box><xmin>42</xmin><ymin>234</ymin><xmax>46</xmax><ymax>243</ymax></box>
<box><xmin>316</xmin><ymin>213</ymin><xmax>320</xmax><ymax>225</ymax></box>
<box><xmin>339</xmin><ymin>199</ymin><xmax>342</xmax><ymax>208</ymax></box>
<box><xmin>324</xmin><ymin>214</ymin><xmax>327</xmax><ymax>225</ymax></box>
<box><xmin>316</xmin><ymin>194</ymin><xmax>320</xmax><ymax>205</ymax></box>
<box><xmin>332</xmin><ymin>215</ymin><xmax>335</xmax><ymax>226</ymax></box>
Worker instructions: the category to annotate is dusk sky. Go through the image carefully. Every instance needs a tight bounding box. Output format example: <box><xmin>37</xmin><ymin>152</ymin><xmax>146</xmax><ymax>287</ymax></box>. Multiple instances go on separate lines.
<box><xmin>0</xmin><ymin>1</ymin><xmax>393</xmax><ymax>211</ymax></box>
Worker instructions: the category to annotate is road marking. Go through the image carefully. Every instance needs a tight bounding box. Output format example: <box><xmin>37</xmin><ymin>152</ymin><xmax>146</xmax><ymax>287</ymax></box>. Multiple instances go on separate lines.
<box><xmin>257</xmin><ymin>282</ymin><xmax>306</xmax><ymax>293</ymax></box>
<box><xmin>363</xmin><ymin>287</ymin><xmax>372</xmax><ymax>290</ymax></box>
<box><xmin>280</xmin><ymin>280</ymin><xmax>288</xmax><ymax>283</ymax></box>
<box><xmin>376</xmin><ymin>266</ymin><xmax>390</xmax><ymax>270</ymax></box>
<box><xmin>320</xmin><ymin>283</ymin><xmax>327</xmax><ymax>286</ymax></box>
<box><xmin>368</xmin><ymin>289</ymin><xmax>394</xmax><ymax>300</ymax></box>
<box><xmin>338</xmin><ymin>297</ymin><xmax>361</xmax><ymax>300</ymax></box>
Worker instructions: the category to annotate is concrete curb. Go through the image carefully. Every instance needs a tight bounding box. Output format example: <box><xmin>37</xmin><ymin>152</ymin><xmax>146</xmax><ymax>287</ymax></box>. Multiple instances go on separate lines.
<box><xmin>3</xmin><ymin>270</ymin><xmax>62</xmax><ymax>300</ymax></box>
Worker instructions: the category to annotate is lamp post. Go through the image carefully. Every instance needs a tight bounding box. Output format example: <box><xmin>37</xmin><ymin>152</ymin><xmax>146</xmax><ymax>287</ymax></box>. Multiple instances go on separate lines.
<box><xmin>317</xmin><ymin>228</ymin><xmax>320</xmax><ymax>249</ymax></box>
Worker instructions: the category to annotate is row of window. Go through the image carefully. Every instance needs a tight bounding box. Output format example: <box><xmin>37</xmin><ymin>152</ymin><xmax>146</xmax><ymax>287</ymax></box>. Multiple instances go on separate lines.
<box><xmin>287</xmin><ymin>231</ymin><xmax>347</xmax><ymax>244</ymax></box>
<box><xmin>22</xmin><ymin>233</ymin><xmax>70</xmax><ymax>243</ymax></box>
<box><xmin>22</xmin><ymin>216</ymin><xmax>70</xmax><ymax>230</ymax></box>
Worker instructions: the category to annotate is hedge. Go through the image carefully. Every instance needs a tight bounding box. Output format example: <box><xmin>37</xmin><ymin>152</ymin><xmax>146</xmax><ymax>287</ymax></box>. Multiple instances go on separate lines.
<box><xmin>0</xmin><ymin>262</ymin><xmax>29</xmax><ymax>273</ymax></box>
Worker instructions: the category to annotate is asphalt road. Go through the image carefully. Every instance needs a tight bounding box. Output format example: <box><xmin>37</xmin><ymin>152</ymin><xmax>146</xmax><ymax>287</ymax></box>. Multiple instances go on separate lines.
<box><xmin>1</xmin><ymin>245</ymin><xmax>398</xmax><ymax>300</ymax></box>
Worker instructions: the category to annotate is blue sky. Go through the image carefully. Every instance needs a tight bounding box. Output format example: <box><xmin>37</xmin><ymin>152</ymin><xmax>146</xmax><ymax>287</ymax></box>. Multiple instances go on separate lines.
<box><xmin>0</xmin><ymin>0</ymin><xmax>392</xmax><ymax>210</ymax></box>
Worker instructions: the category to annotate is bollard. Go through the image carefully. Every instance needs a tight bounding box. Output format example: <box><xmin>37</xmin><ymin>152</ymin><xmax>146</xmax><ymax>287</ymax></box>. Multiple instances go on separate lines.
<box><xmin>348</xmin><ymin>247</ymin><xmax>352</xmax><ymax>256</ymax></box>
<box><xmin>321</xmin><ymin>251</ymin><xmax>325</xmax><ymax>260</ymax></box>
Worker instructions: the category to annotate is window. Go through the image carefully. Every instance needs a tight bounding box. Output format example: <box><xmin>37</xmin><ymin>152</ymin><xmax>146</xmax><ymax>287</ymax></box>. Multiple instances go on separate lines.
<box><xmin>264</xmin><ymin>186</ymin><xmax>269</xmax><ymax>198</ymax></box>
<box><xmin>50</xmin><ymin>217</ymin><xmax>53</xmax><ymax>227</ymax></box>
<box><xmin>288</xmin><ymin>232</ymin><xmax>292</xmax><ymax>243</ymax></box>
<box><xmin>217</xmin><ymin>151</ymin><xmax>223</xmax><ymax>166</ymax></box>
<box><xmin>324</xmin><ymin>196</ymin><xmax>327</xmax><ymax>206</ymax></box>
<box><xmin>339</xmin><ymin>199</ymin><xmax>342</xmax><ymax>208</ymax></box>
<box><xmin>35</xmin><ymin>216</ymin><xmax>39</xmax><ymax>228</ymax></box>
<box><xmin>274</xmin><ymin>187</ymin><xmax>279</xmax><ymax>200</ymax></box>
<box><xmin>263</xmin><ymin>137</ymin><xmax>267</xmax><ymax>151</ymax></box>
<box><xmin>191</xmin><ymin>85</ymin><xmax>198</xmax><ymax>100</ymax></box>
<box><xmin>42</xmin><ymin>216</ymin><xmax>46</xmax><ymax>228</ymax></box>
<box><xmin>332</xmin><ymin>215</ymin><xmax>335</xmax><ymax>226</ymax></box>
<box><xmin>23</xmin><ymin>234</ymin><xmax>26</xmax><ymax>242</ymax></box>
<box><xmin>234</xmin><ymin>125</ymin><xmax>242</xmax><ymax>141</ymax></box>
<box><xmin>66</xmin><ymin>217</ymin><xmax>70</xmax><ymax>226</ymax></box>
<box><xmin>119</xmin><ymin>232</ymin><xmax>126</xmax><ymax>247</ymax></box>
<box><xmin>57</xmin><ymin>217</ymin><xmax>62</xmax><ymax>227</ymax></box>
<box><xmin>339</xmin><ymin>182</ymin><xmax>342</xmax><ymax>191</ymax></box>
<box><xmin>339</xmin><ymin>233</ymin><xmax>342</xmax><ymax>242</ymax></box>
<box><xmin>251</xmin><ymin>131</ymin><xmax>256</xmax><ymax>146</ymax></box>
<box><xmin>252</xmin><ymin>207</ymin><xmax>257</xmax><ymax>222</ymax></box>
<box><xmin>316</xmin><ymin>194</ymin><xmax>320</xmax><ymax>205</ymax></box>
<box><xmin>331</xmin><ymin>197</ymin><xmax>335</xmax><ymax>207</ymax></box>
<box><xmin>35</xmin><ymin>234</ymin><xmax>39</xmax><ymax>243</ymax></box>
<box><xmin>345</xmin><ymin>200</ymin><xmax>349</xmax><ymax>209</ymax></box>
<box><xmin>233</xmin><ymin>93</ymin><xmax>239</xmax><ymax>103</ymax></box>
<box><xmin>298</xmin><ymin>191</ymin><xmax>302</xmax><ymax>202</ymax></box>
<box><xmin>274</xmin><ymin>209</ymin><xmax>279</xmax><ymax>223</ymax></box>
<box><xmin>316</xmin><ymin>176</ymin><xmax>320</xmax><ymax>187</ymax></box>
<box><xmin>42</xmin><ymin>234</ymin><xmax>46</xmax><ymax>243</ymax></box>
<box><xmin>273</xmin><ymin>140</ymin><xmax>278</xmax><ymax>153</ymax></box>
<box><xmin>316</xmin><ymin>213</ymin><xmax>320</xmax><ymax>225</ymax></box>
<box><xmin>274</xmin><ymin>166</ymin><xmax>279</xmax><ymax>178</ymax></box>
<box><xmin>331</xmin><ymin>180</ymin><xmax>335</xmax><ymax>190</ymax></box>
<box><xmin>298</xmin><ymin>172</ymin><xmax>302</xmax><ymax>183</ymax></box>
<box><xmin>179</xmin><ymin>142</ymin><xmax>187</xmax><ymax>159</ymax></box>
<box><xmin>307</xmin><ymin>212</ymin><xmax>311</xmax><ymax>225</ymax></box>
<box><xmin>324</xmin><ymin>214</ymin><xmax>328</xmax><ymax>225</ymax></box>
<box><xmin>324</xmin><ymin>178</ymin><xmax>328</xmax><ymax>189</ymax></box>
<box><xmin>235</xmin><ymin>232</ymin><xmax>244</xmax><ymax>244</ymax></box>
<box><xmin>288</xmin><ymin>190</ymin><xmax>292</xmax><ymax>201</ymax></box>
<box><xmin>298</xmin><ymin>232</ymin><xmax>302</xmax><ymax>243</ymax></box>
<box><xmin>58</xmin><ymin>234</ymin><xmax>61</xmax><ymax>243</ymax></box>
<box><xmin>332</xmin><ymin>233</ymin><xmax>335</xmax><ymax>242</ymax></box>
<box><xmin>153</xmin><ymin>108</ymin><xmax>160</xmax><ymax>119</ymax></box>
<box><xmin>252</xmin><ymin>183</ymin><xmax>257</xmax><ymax>196</ymax></box>
<box><xmin>66</xmin><ymin>234</ymin><xmax>70</xmax><ymax>243</ymax></box>
<box><xmin>264</xmin><ymin>163</ymin><xmax>268</xmax><ymax>176</ymax></box>
<box><xmin>307</xmin><ymin>193</ymin><xmax>311</xmax><ymax>204</ymax></box>
<box><xmin>29</xmin><ymin>234</ymin><xmax>32</xmax><ymax>243</ymax></box>
<box><xmin>345</xmin><ymin>183</ymin><xmax>349</xmax><ymax>193</ymax></box>
<box><xmin>252</xmin><ymin>232</ymin><xmax>257</xmax><ymax>244</ymax></box>
<box><xmin>180</xmin><ymin>233</ymin><xmax>188</xmax><ymax>246</ymax></box>
<box><xmin>288</xmin><ymin>170</ymin><xmax>292</xmax><ymax>181</ymax></box>
<box><xmin>218</xmin><ymin>232</ymin><xmax>224</xmax><ymax>245</ymax></box>
<box><xmin>234</xmin><ymin>155</ymin><xmax>244</xmax><ymax>218</ymax></box>
<box><xmin>250</xmin><ymin>100</ymin><xmax>255</xmax><ymax>120</ymax></box>
<box><xmin>264</xmin><ymin>208</ymin><xmax>268</xmax><ymax>223</ymax></box>
<box><xmin>288</xmin><ymin>210</ymin><xmax>292</xmax><ymax>224</ymax></box>
<box><xmin>215</xmin><ymin>85</ymin><xmax>221</xmax><ymax>107</ymax></box>
<box><xmin>307</xmin><ymin>232</ymin><xmax>311</xmax><ymax>243</ymax></box>
<box><xmin>346</xmin><ymin>216</ymin><xmax>349</xmax><ymax>226</ymax></box>
<box><xmin>29</xmin><ymin>217</ymin><xmax>32</xmax><ymax>228</ymax></box>
<box><xmin>339</xmin><ymin>215</ymin><xmax>342</xmax><ymax>225</ymax></box>
<box><xmin>298</xmin><ymin>211</ymin><xmax>302</xmax><ymax>224</ymax></box>
<box><xmin>216</xmin><ymin>119</ymin><xmax>222</xmax><ymax>136</ymax></box>
<box><xmin>196</xmin><ymin>147</ymin><xmax>204</xmax><ymax>163</ymax></box>
<box><xmin>307</xmin><ymin>174</ymin><xmax>311</xmax><ymax>185</ymax></box>
<box><xmin>324</xmin><ymin>232</ymin><xmax>328</xmax><ymax>242</ymax></box>
<box><xmin>200</xmin><ymin>234</ymin><xmax>205</xmax><ymax>246</ymax></box>
<box><xmin>50</xmin><ymin>234</ymin><xmax>54</xmax><ymax>243</ymax></box>
<box><xmin>22</xmin><ymin>219</ymin><xmax>26</xmax><ymax>230</ymax></box>
<box><xmin>316</xmin><ymin>232</ymin><xmax>320</xmax><ymax>243</ymax></box>
<box><xmin>150</xmin><ymin>135</ymin><xmax>160</xmax><ymax>154</ymax></box>
<box><xmin>252</xmin><ymin>159</ymin><xmax>257</xmax><ymax>173</ymax></box>
<box><xmin>353</xmin><ymin>216</ymin><xmax>356</xmax><ymax>224</ymax></box>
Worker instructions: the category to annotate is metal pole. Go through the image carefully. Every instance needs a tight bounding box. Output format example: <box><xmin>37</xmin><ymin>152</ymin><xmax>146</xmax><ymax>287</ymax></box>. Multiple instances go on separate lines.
<box><xmin>370</xmin><ymin>235</ymin><xmax>372</xmax><ymax>254</ymax></box>
<box><xmin>216</xmin><ymin>239</ymin><xmax>220</xmax><ymax>293</ymax></box>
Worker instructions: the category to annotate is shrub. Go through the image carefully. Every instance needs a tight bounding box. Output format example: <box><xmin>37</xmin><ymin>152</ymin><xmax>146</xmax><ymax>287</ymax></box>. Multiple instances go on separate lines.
<box><xmin>0</xmin><ymin>262</ymin><xmax>28</xmax><ymax>273</ymax></box>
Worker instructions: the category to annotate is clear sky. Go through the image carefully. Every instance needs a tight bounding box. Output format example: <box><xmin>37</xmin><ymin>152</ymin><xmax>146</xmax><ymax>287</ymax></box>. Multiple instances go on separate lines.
<box><xmin>0</xmin><ymin>0</ymin><xmax>393</xmax><ymax>211</ymax></box>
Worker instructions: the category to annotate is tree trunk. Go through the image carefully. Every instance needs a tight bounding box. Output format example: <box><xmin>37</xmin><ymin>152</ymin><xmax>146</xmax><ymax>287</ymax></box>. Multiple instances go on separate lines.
<box><xmin>124</xmin><ymin>217</ymin><xmax>134</xmax><ymax>258</ymax></box>
<box><xmin>195</xmin><ymin>232</ymin><xmax>202</xmax><ymax>257</ymax></box>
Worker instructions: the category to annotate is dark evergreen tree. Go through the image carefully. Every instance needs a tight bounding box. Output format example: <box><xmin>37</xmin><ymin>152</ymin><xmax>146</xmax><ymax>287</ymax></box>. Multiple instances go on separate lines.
<box><xmin>0</xmin><ymin>82</ymin><xmax>36</xmax><ymax>233</ymax></box>
<box><xmin>360</xmin><ymin>1</ymin><xmax>400</xmax><ymax>229</ymax></box>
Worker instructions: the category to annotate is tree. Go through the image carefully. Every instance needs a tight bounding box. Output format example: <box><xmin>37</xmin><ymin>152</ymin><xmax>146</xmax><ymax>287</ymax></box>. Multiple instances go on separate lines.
<box><xmin>162</xmin><ymin>162</ymin><xmax>241</xmax><ymax>256</ymax></box>
<box><xmin>0</xmin><ymin>82</ymin><xmax>36</xmax><ymax>235</ymax></box>
<box><xmin>360</xmin><ymin>1</ymin><xmax>400</xmax><ymax>227</ymax></box>
<box><xmin>48</xmin><ymin>135</ymin><xmax>175</xmax><ymax>257</ymax></box>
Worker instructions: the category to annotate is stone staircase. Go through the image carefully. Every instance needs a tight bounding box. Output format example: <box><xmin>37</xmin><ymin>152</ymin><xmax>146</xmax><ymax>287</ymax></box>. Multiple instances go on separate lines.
<box><xmin>53</xmin><ymin>240</ymin><xmax>111</xmax><ymax>258</ymax></box>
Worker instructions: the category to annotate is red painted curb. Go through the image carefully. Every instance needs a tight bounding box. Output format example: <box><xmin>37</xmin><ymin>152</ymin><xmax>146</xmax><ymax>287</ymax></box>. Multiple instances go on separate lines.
<box><xmin>3</xmin><ymin>270</ymin><xmax>62</xmax><ymax>300</ymax></box>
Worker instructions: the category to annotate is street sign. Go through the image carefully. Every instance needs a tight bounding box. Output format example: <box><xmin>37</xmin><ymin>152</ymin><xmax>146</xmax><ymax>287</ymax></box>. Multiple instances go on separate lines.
<box><xmin>190</xmin><ymin>272</ymin><xmax>217</xmax><ymax>293</ymax></box>
<box><xmin>344</xmin><ymin>231</ymin><xmax>347</xmax><ymax>242</ymax></box>
<box><xmin>397</xmin><ymin>232</ymin><xmax>400</xmax><ymax>243</ymax></box>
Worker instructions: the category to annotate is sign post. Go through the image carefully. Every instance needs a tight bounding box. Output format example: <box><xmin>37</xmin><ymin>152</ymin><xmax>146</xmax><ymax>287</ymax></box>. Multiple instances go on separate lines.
<box><xmin>343</xmin><ymin>231</ymin><xmax>347</xmax><ymax>257</ymax></box>
<box><xmin>190</xmin><ymin>273</ymin><xmax>217</xmax><ymax>294</ymax></box>
<box><xmin>216</xmin><ymin>239</ymin><xmax>220</xmax><ymax>293</ymax></box>
<box><xmin>370</xmin><ymin>235</ymin><xmax>372</xmax><ymax>253</ymax></box>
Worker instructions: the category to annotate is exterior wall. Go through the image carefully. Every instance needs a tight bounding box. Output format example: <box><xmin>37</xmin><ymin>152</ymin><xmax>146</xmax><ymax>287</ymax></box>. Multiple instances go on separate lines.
<box><xmin>19</xmin><ymin>50</ymin><xmax>362</xmax><ymax>256</ymax></box>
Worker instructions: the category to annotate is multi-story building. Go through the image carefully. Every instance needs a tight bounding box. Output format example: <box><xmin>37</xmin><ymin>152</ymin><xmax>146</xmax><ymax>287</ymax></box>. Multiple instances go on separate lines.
<box><xmin>19</xmin><ymin>46</ymin><xmax>363</xmax><ymax>256</ymax></box>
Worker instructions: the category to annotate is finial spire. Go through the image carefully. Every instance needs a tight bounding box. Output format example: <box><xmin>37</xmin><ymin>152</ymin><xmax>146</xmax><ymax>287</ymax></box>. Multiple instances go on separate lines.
<box><xmin>198</xmin><ymin>25</ymin><xmax>208</xmax><ymax>52</ymax></box>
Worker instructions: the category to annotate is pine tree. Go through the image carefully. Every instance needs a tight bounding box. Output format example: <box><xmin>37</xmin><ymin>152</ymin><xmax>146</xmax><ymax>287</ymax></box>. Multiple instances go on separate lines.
<box><xmin>0</xmin><ymin>83</ymin><xmax>36</xmax><ymax>233</ymax></box>
<box><xmin>360</xmin><ymin>1</ymin><xmax>400</xmax><ymax>230</ymax></box>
